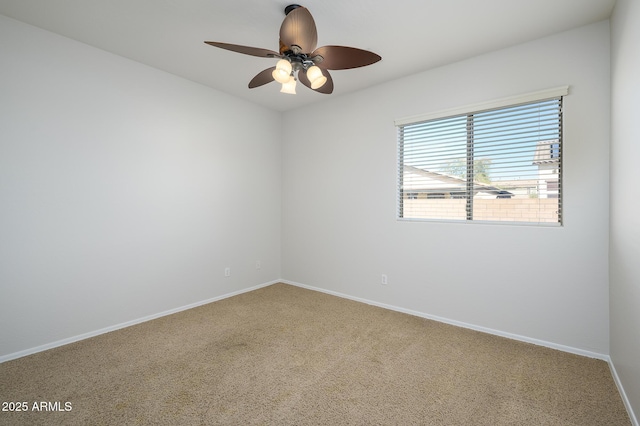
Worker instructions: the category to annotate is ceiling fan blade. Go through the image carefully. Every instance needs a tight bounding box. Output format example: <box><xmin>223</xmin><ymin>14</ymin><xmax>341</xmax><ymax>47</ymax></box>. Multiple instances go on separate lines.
<box><xmin>279</xmin><ymin>6</ymin><xmax>318</xmax><ymax>54</ymax></box>
<box><xmin>248</xmin><ymin>67</ymin><xmax>276</xmax><ymax>88</ymax></box>
<box><xmin>298</xmin><ymin>68</ymin><xmax>334</xmax><ymax>94</ymax></box>
<box><xmin>311</xmin><ymin>46</ymin><xmax>381</xmax><ymax>70</ymax></box>
<box><xmin>204</xmin><ymin>41</ymin><xmax>280</xmax><ymax>58</ymax></box>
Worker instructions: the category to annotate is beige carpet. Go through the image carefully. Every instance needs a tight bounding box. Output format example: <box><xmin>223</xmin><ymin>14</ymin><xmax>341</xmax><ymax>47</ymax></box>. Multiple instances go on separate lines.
<box><xmin>0</xmin><ymin>283</ymin><xmax>631</xmax><ymax>425</ymax></box>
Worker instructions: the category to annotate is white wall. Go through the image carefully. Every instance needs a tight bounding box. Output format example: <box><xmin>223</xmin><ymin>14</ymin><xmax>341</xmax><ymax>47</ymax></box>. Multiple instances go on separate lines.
<box><xmin>0</xmin><ymin>15</ymin><xmax>282</xmax><ymax>358</ymax></box>
<box><xmin>282</xmin><ymin>21</ymin><xmax>611</xmax><ymax>354</ymax></box>
<box><xmin>611</xmin><ymin>0</ymin><xmax>640</xmax><ymax>420</ymax></box>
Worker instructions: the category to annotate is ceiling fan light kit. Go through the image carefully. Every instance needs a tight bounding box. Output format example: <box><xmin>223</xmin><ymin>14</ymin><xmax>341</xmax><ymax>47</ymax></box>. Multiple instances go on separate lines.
<box><xmin>280</xmin><ymin>78</ymin><xmax>297</xmax><ymax>95</ymax></box>
<box><xmin>307</xmin><ymin>65</ymin><xmax>327</xmax><ymax>89</ymax></box>
<box><xmin>272</xmin><ymin>59</ymin><xmax>293</xmax><ymax>84</ymax></box>
<box><xmin>204</xmin><ymin>4</ymin><xmax>381</xmax><ymax>95</ymax></box>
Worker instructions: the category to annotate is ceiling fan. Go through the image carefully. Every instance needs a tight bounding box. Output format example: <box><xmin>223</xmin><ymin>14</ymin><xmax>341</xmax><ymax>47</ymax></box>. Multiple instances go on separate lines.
<box><xmin>204</xmin><ymin>4</ymin><xmax>381</xmax><ymax>95</ymax></box>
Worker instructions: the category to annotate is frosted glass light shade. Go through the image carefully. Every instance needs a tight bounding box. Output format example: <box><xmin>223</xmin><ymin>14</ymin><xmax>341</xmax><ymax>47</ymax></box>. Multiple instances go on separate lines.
<box><xmin>272</xmin><ymin>59</ymin><xmax>292</xmax><ymax>84</ymax></box>
<box><xmin>307</xmin><ymin>65</ymin><xmax>327</xmax><ymax>89</ymax></box>
<box><xmin>280</xmin><ymin>77</ymin><xmax>296</xmax><ymax>94</ymax></box>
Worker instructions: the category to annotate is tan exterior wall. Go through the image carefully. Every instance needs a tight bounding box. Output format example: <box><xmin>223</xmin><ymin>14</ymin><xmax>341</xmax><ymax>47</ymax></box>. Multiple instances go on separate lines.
<box><xmin>401</xmin><ymin>198</ymin><xmax>559</xmax><ymax>223</ymax></box>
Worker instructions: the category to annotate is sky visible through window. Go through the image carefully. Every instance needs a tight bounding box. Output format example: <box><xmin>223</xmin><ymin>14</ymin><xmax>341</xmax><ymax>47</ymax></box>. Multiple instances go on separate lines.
<box><xmin>402</xmin><ymin>99</ymin><xmax>561</xmax><ymax>186</ymax></box>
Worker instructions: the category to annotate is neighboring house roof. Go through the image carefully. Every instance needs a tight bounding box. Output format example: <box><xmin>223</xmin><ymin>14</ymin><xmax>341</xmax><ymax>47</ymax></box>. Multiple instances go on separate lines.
<box><xmin>402</xmin><ymin>165</ymin><xmax>513</xmax><ymax>197</ymax></box>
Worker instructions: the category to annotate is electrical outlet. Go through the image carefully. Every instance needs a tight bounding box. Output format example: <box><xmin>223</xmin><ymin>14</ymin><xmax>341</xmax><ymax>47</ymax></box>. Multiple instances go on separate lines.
<box><xmin>224</xmin><ymin>267</ymin><xmax>231</xmax><ymax>277</ymax></box>
<box><xmin>381</xmin><ymin>274</ymin><xmax>388</xmax><ymax>285</ymax></box>
<box><xmin>256</xmin><ymin>260</ymin><xmax>261</xmax><ymax>269</ymax></box>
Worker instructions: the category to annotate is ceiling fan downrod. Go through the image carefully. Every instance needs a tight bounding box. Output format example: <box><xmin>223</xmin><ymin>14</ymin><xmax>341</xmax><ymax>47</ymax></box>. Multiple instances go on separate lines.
<box><xmin>284</xmin><ymin>4</ymin><xmax>302</xmax><ymax>15</ymax></box>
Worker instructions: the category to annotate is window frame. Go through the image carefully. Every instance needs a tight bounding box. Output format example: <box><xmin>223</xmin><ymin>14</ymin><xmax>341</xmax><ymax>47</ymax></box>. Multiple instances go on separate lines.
<box><xmin>395</xmin><ymin>86</ymin><xmax>568</xmax><ymax>226</ymax></box>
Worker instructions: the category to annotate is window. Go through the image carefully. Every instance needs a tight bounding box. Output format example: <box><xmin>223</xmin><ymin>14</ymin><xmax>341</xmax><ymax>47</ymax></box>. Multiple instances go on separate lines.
<box><xmin>396</xmin><ymin>87</ymin><xmax>566</xmax><ymax>225</ymax></box>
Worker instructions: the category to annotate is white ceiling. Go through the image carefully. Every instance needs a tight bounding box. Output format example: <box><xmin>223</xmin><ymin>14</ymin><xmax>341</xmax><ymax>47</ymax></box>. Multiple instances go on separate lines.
<box><xmin>0</xmin><ymin>0</ymin><xmax>616</xmax><ymax>112</ymax></box>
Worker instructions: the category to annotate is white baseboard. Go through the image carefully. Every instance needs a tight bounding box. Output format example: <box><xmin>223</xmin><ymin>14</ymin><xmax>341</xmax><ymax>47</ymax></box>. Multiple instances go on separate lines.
<box><xmin>282</xmin><ymin>279</ymin><xmax>638</xmax><ymax>425</ymax></box>
<box><xmin>0</xmin><ymin>280</ymin><xmax>279</xmax><ymax>364</ymax></box>
<box><xmin>607</xmin><ymin>356</ymin><xmax>639</xmax><ymax>426</ymax></box>
<box><xmin>282</xmin><ymin>279</ymin><xmax>608</xmax><ymax>359</ymax></box>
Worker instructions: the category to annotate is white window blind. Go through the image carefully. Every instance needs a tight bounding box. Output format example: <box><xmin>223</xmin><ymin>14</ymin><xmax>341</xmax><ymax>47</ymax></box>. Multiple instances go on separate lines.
<box><xmin>397</xmin><ymin>90</ymin><xmax>565</xmax><ymax>225</ymax></box>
